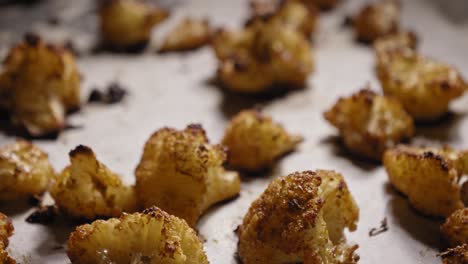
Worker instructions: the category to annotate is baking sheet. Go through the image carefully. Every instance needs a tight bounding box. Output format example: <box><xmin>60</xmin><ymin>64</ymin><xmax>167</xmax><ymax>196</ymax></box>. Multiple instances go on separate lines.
<box><xmin>1</xmin><ymin>0</ymin><xmax>468</xmax><ymax>263</ymax></box>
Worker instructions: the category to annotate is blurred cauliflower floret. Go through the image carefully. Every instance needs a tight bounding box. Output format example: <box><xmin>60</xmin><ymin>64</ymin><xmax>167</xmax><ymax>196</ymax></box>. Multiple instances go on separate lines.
<box><xmin>249</xmin><ymin>0</ymin><xmax>318</xmax><ymax>37</ymax></box>
<box><xmin>440</xmin><ymin>244</ymin><xmax>468</xmax><ymax>264</ymax></box>
<box><xmin>222</xmin><ymin>109</ymin><xmax>302</xmax><ymax>172</ymax></box>
<box><xmin>0</xmin><ymin>34</ymin><xmax>81</xmax><ymax>136</ymax></box>
<box><xmin>373</xmin><ymin>31</ymin><xmax>418</xmax><ymax>55</ymax></box>
<box><xmin>51</xmin><ymin>145</ymin><xmax>137</xmax><ymax>219</ymax></box>
<box><xmin>376</xmin><ymin>47</ymin><xmax>467</xmax><ymax>121</ymax></box>
<box><xmin>0</xmin><ymin>213</ymin><xmax>15</xmax><ymax>264</ymax></box>
<box><xmin>212</xmin><ymin>12</ymin><xmax>313</xmax><ymax>94</ymax></box>
<box><xmin>441</xmin><ymin>208</ymin><xmax>468</xmax><ymax>247</ymax></box>
<box><xmin>67</xmin><ymin>206</ymin><xmax>208</xmax><ymax>264</ymax></box>
<box><xmin>0</xmin><ymin>140</ymin><xmax>55</xmax><ymax>201</ymax></box>
<box><xmin>238</xmin><ymin>170</ymin><xmax>359</xmax><ymax>264</ymax></box>
<box><xmin>160</xmin><ymin>18</ymin><xmax>212</xmax><ymax>52</ymax></box>
<box><xmin>352</xmin><ymin>0</ymin><xmax>400</xmax><ymax>43</ymax></box>
<box><xmin>383</xmin><ymin>145</ymin><xmax>468</xmax><ymax>217</ymax></box>
<box><xmin>100</xmin><ymin>0</ymin><xmax>169</xmax><ymax>50</ymax></box>
<box><xmin>135</xmin><ymin>124</ymin><xmax>241</xmax><ymax>227</ymax></box>
<box><xmin>324</xmin><ymin>89</ymin><xmax>414</xmax><ymax>161</ymax></box>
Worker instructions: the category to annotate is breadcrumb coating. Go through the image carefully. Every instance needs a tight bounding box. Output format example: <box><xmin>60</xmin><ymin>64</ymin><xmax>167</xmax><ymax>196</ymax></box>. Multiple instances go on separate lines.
<box><xmin>0</xmin><ymin>213</ymin><xmax>15</xmax><ymax>264</ymax></box>
<box><xmin>160</xmin><ymin>18</ymin><xmax>212</xmax><ymax>52</ymax></box>
<box><xmin>238</xmin><ymin>170</ymin><xmax>359</xmax><ymax>264</ymax></box>
<box><xmin>135</xmin><ymin>124</ymin><xmax>240</xmax><ymax>227</ymax></box>
<box><xmin>440</xmin><ymin>244</ymin><xmax>468</xmax><ymax>264</ymax></box>
<box><xmin>51</xmin><ymin>145</ymin><xmax>137</xmax><ymax>219</ymax></box>
<box><xmin>384</xmin><ymin>145</ymin><xmax>467</xmax><ymax>217</ymax></box>
<box><xmin>0</xmin><ymin>34</ymin><xmax>81</xmax><ymax>136</ymax></box>
<box><xmin>441</xmin><ymin>208</ymin><xmax>468</xmax><ymax>247</ymax></box>
<box><xmin>324</xmin><ymin>89</ymin><xmax>414</xmax><ymax>161</ymax></box>
<box><xmin>0</xmin><ymin>140</ymin><xmax>55</xmax><ymax>201</ymax></box>
<box><xmin>222</xmin><ymin>109</ymin><xmax>302</xmax><ymax>172</ymax></box>
<box><xmin>67</xmin><ymin>206</ymin><xmax>208</xmax><ymax>264</ymax></box>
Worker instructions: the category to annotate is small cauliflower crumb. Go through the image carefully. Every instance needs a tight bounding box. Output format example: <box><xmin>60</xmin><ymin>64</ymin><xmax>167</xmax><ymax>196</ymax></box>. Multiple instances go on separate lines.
<box><xmin>238</xmin><ymin>170</ymin><xmax>359</xmax><ymax>264</ymax></box>
<box><xmin>135</xmin><ymin>124</ymin><xmax>240</xmax><ymax>227</ymax></box>
<box><xmin>51</xmin><ymin>145</ymin><xmax>137</xmax><ymax>219</ymax></box>
<box><xmin>440</xmin><ymin>244</ymin><xmax>468</xmax><ymax>264</ymax></box>
<box><xmin>0</xmin><ymin>140</ymin><xmax>55</xmax><ymax>201</ymax></box>
<box><xmin>384</xmin><ymin>145</ymin><xmax>467</xmax><ymax>217</ymax></box>
<box><xmin>0</xmin><ymin>34</ymin><xmax>81</xmax><ymax>136</ymax></box>
<box><xmin>441</xmin><ymin>208</ymin><xmax>468</xmax><ymax>247</ymax></box>
<box><xmin>160</xmin><ymin>18</ymin><xmax>212</xmax><ymax>52</ymax></box>
<box><xmin>67</xmin><ymin>206</ymin><xmax>208</xmax><ymax>264</ymax></box>
<box><xmin>100</xmin><ymin>0</ymin><xmax>169</xmax><ymax>50</ymax></box>
<box><xmin>324</xmin><ymin>88</ymin><xmax>414</xmax><ymax>161</ymax></box>
<box><xmin>222</xmin><ymin>109</ymin><xmax>302</xmax><ymax>172</ymax></box>
<box><xmin>0</xmin><ymin>213</ymin><xmax>15</xmax><ymax>264</ymax></box>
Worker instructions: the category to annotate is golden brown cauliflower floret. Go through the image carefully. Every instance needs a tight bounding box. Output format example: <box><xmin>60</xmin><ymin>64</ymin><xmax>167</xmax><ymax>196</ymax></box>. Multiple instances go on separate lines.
<box><xmin>238</xmin><ymin>170</ymin><xmax>359</xmax><ymax>264</ymax></box>
<box><xmin>249</xmin><ymin>0</ymin><xmax>318</xmax><ymax>37</ymax></box>
<box><xmin>51</xmin><ymin>145</ymin><xmax>137</xmax><ymax>219</ymax></box>
<box><xmin>135</xmin><ymin>124</ymin><xmax>241</xmax><ymax>227</ymax></box>
<box><xmin>212</xmin><ymin>13</ymin><xmax>313</xmax><ymax>94</ymax></box>
<box><xmin>159</xmin><ymin>18</ymin><xmax>212</xmax><ymax>53</ymax></box>
<box><xmin>440</xmin><ymin>244</ymin><xmax>468</xmax><ymax>264</ymax></box>
<box><xmin>67</xmin><ymin>206</ymin><xmax>208</xmax><ymax>264</ymax></box>
<box><xmin>0</xmin><ymin>34</ymin><xmax>81</xmax><ymax>136</ymax></box>
<box><xmin>376</xmin><ymin>48</ymin><xmax>467</xmax><ymax>121</ymax></box>
<box><xmin>352</xmin><ymin>0</ymin><xmax>400</xmax><ymax>43</ymax></box>
<box><xmin>0</xmin><ymin>140</ymin><xmax>55</xmax><ymax>201</ymax></box>
<box><xmin>222</xmin><ymin>109</ymin><xmax>302</xmax><ymax>172</ymax></box>
<box><xmin>373</xmin><ymin>31</ymin><xmax>418</xmax><ymax>55</ymax></box>
<box><xmin>100</xmin><ymin>0</ymin><xmax>169</xmax><ymax>50</ymax></box>
<box><xmin>383</xmin><ymin>145</ymin><xmax>468</xmax><ymax>217</ymax></box>
<box><xmin>441</xmin><ymin>208</ymin><xmax>468</xmax><ymax>247</ymax></box>
<box><xmin>324</xmin><ymin>89</ymin><xmax>414</xmax><ymax>161</ymax></box>
<box><xmin>0</xmin><ymin>213</ymin><xmax>15</xmax><ymax>264</ymax></box>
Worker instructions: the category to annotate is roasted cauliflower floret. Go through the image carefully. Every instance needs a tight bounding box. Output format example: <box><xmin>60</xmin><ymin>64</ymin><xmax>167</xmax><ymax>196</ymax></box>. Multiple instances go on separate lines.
<box><xmin>324</xmin><ymin>89</ymin><xmax>414</xmax><ymax>161</ymax></box>
<box><xmin>0</xmin><ymin>213</ymin><xmax>15</xmax><ymax>264</ymax></box>
<box><xmin>100</xmin><ymin>0</ymin><xmax>169</xmax><ymax>50</ymax></box>
<box><xmin>376</xmin><ymin>48</ymin><xmax>467</xmax><ymax>121</ymax></box>
<box><xmin>0</xmin><ymin>34</ymin><xmax>81</xmax><ymax>136</ymax></box>
<box><xmin>441</xmin><ymin>208</ymin><xmax>468</xmax><ymax>247</ymax></box>
<box><xmin>135</xmin><ymin>124</ymin><xmax>241</xmax><ymax>227</ymax></box>
<box><xmin>159</xmin><ymin>18</ymin><xmax>211</xmax><ymax>52</ymax></box>
<box><xmin>67</xmin><ymin>206</ymin><xmax>208</xmax><ymax>264</ymax></box>
<box><xmin>373</xmin><ymin>31</ymin><xmax>418</xmax><ymax>55</ymax></box>
<box><xmin>238</xmin><ymin>170</ymin><xmax>359</xmax><ymax>264</ymax></box>
<box><xmin>222</xmin><ymin>109</ymin><xmax>302</xmax><ymax>172</ymax></box>
<box><xmin>352</xmin><ymin>0</ymin><xmax>400</xmax><ymax>43</ymax></box>
<box><xmin>249</xmin><ymin>0</ymin><xmax>318</xmax><ymax>37</ymax></box>
<box><xmin>440</xmin><ymin>244</ymin><xmax>468</xmax><ymax>264</ymax></box>
<box><xmin>51</xmin><ymin>145</ymin><xmax>137</xmax><ymax>219</ymax></box>
<box><xmin>212</xmin><ymin>15</ymin><xmax>313</xmax><ymax>94</ymax></box>
<box><xmin>0</xmin><ymin>140</ymin><xmax>55</xmax><ymax>201</ymax></box>
<box><xmin>383</xmin><ymin>145</ymin><xmax>468</xmax><ymax>217</ymax></box>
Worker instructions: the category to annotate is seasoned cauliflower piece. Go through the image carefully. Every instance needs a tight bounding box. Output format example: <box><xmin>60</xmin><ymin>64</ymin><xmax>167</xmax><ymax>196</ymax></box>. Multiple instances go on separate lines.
<box><xmin>238</xmin><ymin>170</ymin><xmax>359</xmax><ymax>264</ymax></box>
<box><xmin>373</xmin><ymin>31</ymin><xmax>418</xmax><ymax>55</ymax></box>
<box><xmin>383</xmin><ymin>145</ymin><xmax>468</xmax><ymax>217</ymax></box>
<box><xmin>324</xmin><ymin>89</ymin><xmax>414</xmax><ymax>161</ymax></box>
<box><xmin>67</xmin><ymin>206</ymin><xmax>208</xmax><ymax>264</ymax></box>
<box><xmin>222</xmin><ymin>109</ymin><xmax>302</xmax><ymax>172</ymax></box>
<box><xmin>249</xmin><ymin>0</ymin><xmax>318</xmax><ymax>37</ymax></box>
<box><xmin>212</xmin><ymin>14</ymin><xmax>313</xmax><ymax>94</ymax></box>
<box><xmin>441</xmin><ymin>208</ymin><xmax>468</xmax><ymax>247</ymax></box>
<box><xmin>376</xmin><ymin>48</ymin><xmax>467</xmax><ymax>121</ymax></box>
<box><xmin>0</xmin><ymin>213</ymin><xmax>15</xmax><ymax>264</ymax></box>
<box><xmin>352</xmin><ymin>0</ymin><xmax>400</xmax><ymax>43</ymax></box>
<box><xmin>0</xmin><ymin>140</ymin><xmax>55</xmax><ymax>201</ymax></box>
<box><xmin>0</xmin><ymin>34</ymin><xmax>81</xmax><ymax>136</ymax></box>
<box><xmin>160</xmin><ymin>18</ymin><xmax>211</xmax><ymax>52</ymax></box>
<box><xmin>135</xmin><ymin>124</ymin><xmax>241</xmax><ymax>227</ymax></box>
<box><xmin>440</xmin><ymin>244</ymin><xmax>468</xmax><ymax>264</ymax></box>
<box><xmin>51</xmin><ymin>145</ymin><xmax>137</xmax><ymax>219</ymax></box>
<box><xmin>100</xmin><ymin>0</ymin><xmax>169</xmax><ymax>50</ymax></box>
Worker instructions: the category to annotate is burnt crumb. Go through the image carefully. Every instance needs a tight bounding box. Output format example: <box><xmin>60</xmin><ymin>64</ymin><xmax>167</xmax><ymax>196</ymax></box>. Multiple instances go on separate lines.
<box><xmin>65</xmin><ymin>123</ymin><xmax>84</xmax><ymax>131</ymax></box>
<box><xmin>88</xmin><ymin>82</ymin><xmax>128</xmax><ymax>104</ymax></box>
<box><xmin>342</xmin><ymin>15</ymin><xmax>353</xmax><ymax>28</ymax></box>
<box><xmin>24</xmin><ymin>32</ymin><xmax>40</xmax><ymax>46</ymax></box>
<box><xmin>26</xmin><ymin>205</ymin><xmax>58</xmax><ymax>224</ymax></box>
<box><xmin>27</xmin><ymin>194</ymin><xmax>43</xmax><ymax>207</ymax></box>
<box><xmin>369</xmin><ymin>217</ymin><xmax>388</xmax><ymax>237</ymax></box>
